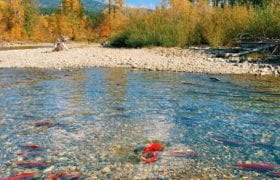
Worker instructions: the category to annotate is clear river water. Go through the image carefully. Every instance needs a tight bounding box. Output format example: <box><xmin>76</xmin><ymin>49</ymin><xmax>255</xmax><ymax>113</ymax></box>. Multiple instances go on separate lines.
<box><xmin>0</xmin><ymin>68</ymin><xmax>279</xmax><ymax>179</ymax></box>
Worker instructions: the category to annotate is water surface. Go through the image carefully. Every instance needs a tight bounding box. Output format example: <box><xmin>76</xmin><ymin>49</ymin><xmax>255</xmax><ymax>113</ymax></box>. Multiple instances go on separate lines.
<box><xmin>0</xmin><ymin>68</ymin><xmax>279</xmax><ymax>179</ymax></box>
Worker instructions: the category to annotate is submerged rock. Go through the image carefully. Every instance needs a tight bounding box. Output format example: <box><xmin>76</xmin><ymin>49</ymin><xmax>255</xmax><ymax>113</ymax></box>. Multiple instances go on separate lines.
<box><xmin>133</xmin><ymin>145</ymin><xmax>146</xmax><ymax>155</ymax></box>
<box><xmin>126</xmin><ymin>153</ymin><xmax>140</xmax><ymax>164</ymax></box>
<box><xmin>209</xmin><ymin>77</ymin><xmax>221</xmax><ymax>81</ymax></box>
<box><xmin>102</xmin><ymin>166</ymin><xmax>111</xmax><ymax>173</ymax></box>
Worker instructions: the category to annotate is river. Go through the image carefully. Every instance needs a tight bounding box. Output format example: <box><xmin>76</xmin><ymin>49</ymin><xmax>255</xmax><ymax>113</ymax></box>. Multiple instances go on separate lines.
<box><xmin>0</xmin><ymin>68</ymin><xmax>279</xmax><ymax>178</ymax></box>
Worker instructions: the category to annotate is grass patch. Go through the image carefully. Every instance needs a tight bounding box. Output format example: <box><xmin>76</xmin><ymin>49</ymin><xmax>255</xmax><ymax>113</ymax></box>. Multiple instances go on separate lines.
<box><xmin>110</xmin><ymin>1</ymin><xmax>280</xmax><ymax>48</ymax></box>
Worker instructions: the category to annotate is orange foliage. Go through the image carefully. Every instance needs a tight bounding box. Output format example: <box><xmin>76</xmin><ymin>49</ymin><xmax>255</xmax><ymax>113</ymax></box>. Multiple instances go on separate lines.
<box><xmin>45</xmin><ymin>15</ymin><xmax>59</xmax><ymax>39</ymax></box>
<box><xmin>8</xmin><ymin>0</ymin><xmax>24</xmax><ymax>40</ymax></box>
<box><xmin>98</xmin><ymin>15</ymin><xmax>111</xmax><ymax>38</ymax></box>
<box><xmin>62</xmin><ymin>0</ymin><xmax>83</xmax><ymax>15</ymax></box>
<box><xmin>98</xmin><ymin>2</ymin><xmax>128</xmax><ymax>38</ymax></box>
<box><xmin>58</xmin><ymin>15</ymin><xmax>74</xmax><ymax>38</ymax></box>
<box><xmin>30</xmin><ymin>16</ymin><xmax>55</xmax><ymax>41</ymax></box>
<box><xmin>0</xmin><ymin>0</ymin><xmax>129</xmax><ymax>41</ymax></box>
<box><xmin>0</xmin><ymin>0</ymin><xmax>8</xmax><ymax>37</ymax></box>
<box><xmin>0</xmin><ymin>0</ymin><xmax>278</xmax><ymax>45</ymax></box>
<box><xmin>81</xmin><ymin>19</ymin><xmax>87</xmax><ymax>28</ymax></box>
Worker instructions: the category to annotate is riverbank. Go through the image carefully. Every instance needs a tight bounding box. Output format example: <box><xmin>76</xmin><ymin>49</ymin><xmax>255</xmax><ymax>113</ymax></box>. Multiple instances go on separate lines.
<box><xmin>0</xmin><ymin>43</ymin><xmax>279</xmax><ymax>76</ymax></box>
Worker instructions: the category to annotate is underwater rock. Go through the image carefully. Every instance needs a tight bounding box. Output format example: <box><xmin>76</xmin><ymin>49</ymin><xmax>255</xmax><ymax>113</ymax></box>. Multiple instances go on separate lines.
<box><xmin>102</xmin><ymin>166</ymin><xmax>111</xmax><ymax>174</ymax></box>
<box><xmin>209</xmin><ymin>77</ymin><xmax>221</xmax><ymax>81</ymax></box>
<box><xmin>133</xmin><ymin>145</ymin><xmax>145</xmax><ymax>155</ymax></box>
<box><xmin>127</xmin><ymin>153</ymin><xmax>140</xmax><ymax>164</ymax></box>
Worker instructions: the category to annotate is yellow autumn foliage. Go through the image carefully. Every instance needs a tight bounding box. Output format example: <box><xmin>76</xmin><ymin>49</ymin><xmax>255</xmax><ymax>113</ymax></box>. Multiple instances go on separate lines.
<box><xmin>98</xmin><ymin>5</ymin><xmax>128</xmax><ymax>38</ymax></box>
<box><xmin>111</xmin><ymin>0</ymin><xmax>280</xmax><ymax>47</ymax></box>
<box><xmin>0</xmin><ymin>0</ymin><xmax>279</xmax><ymax>46</ymax></box>
<box><xmin>0</xmin><ymin>0</ymin><xmax>8</xmax><ymax>37</ymax></box>
<box><xmin>7</xmin><ymin>0</ymin><xmax>24</xmax><ymax>40</ymax></box>
<box><xmin>201</xmin><ymin>4</ymin><xmax>254</xmax><ymax>47</ymax></box>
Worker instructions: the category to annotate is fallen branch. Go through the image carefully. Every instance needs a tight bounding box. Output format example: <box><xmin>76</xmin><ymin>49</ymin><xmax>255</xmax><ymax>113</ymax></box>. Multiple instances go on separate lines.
<box><xmin>225</xmin><ymin>44</ymin><xmax>275</xmax><ymax>58</ymax></box>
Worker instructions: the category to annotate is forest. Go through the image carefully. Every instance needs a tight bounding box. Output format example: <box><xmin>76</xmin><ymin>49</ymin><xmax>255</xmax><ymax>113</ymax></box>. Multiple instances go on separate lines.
<box><xmin>0</xmin><ymin>0</ymin><xmax>279</xmax><ymax>47</ymax></box>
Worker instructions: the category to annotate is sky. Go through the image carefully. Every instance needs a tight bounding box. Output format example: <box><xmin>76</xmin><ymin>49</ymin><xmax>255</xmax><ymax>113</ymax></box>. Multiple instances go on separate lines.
<box><xmin>124</xmin><ymin>0</ymin><xmax>161</xmax><ymax>8</ymax></box>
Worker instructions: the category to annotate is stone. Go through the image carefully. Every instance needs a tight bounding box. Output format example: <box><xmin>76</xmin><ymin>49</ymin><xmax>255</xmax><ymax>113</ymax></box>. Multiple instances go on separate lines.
<box><xmin>276</xmin><ymin>70</ymin><xmax>280</xmax><ymax>76</ymax></box>
<box><xmin>102</xmin><ymin>166</ymin><xmax>111</xmax><ymax>174</ymax></box>
<box><xmin>44</xmin><ymin>165</ymin><xmax>55</xmax><ymax>173</ymax></box>
<box><xmin>133</xmin><ymin>145</ymin><xmax>145</xmax><ymax>154</ymax></box>
<box><xmin>133</xmin><ymin>176</ymin><xmax>142</xmax><ymax>179</ymax></box>
<box><xmin>91</xmin><ymin>174</ymin><xmax>98</xmax><ymax>179</ymax></box>
<box><xmin>68</xmin><ymin>166</ymin><xmax>77</xmax><ymax>171</ymax></box>
<box><xmin>255</xmin><ymin>150</ymin><xmax>264</xmax><ymax>156</ymax></box>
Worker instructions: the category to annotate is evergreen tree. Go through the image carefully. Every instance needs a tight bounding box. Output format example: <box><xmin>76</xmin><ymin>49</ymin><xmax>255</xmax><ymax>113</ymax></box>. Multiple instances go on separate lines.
<box><xmin>235</xmin><ymin>0</ymin><xmax>270</xmax><ymax>6</ymax></box>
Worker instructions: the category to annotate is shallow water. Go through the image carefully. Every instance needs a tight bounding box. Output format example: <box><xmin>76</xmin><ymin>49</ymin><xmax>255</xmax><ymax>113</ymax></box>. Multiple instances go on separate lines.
<box><xmin>0</xmin><ymin>68</ymin><xmax>279</xmax><ymax>179</ymax></box>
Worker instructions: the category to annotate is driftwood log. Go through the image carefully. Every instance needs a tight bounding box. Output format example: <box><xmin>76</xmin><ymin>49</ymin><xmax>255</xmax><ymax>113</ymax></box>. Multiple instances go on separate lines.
<box><xmin>52</xmin><ymin>36</ymin><xmax>70</xmax><ymax>52</ymax></box>
<box><xmin>224</xmin><ymin>44</ymin><xmax>275</xmax><ymax>58</ymax></box>
<box><xmin>101</xmin><ymin>41</ymin><xmax>111</xmax><ymax>47</ymax></box>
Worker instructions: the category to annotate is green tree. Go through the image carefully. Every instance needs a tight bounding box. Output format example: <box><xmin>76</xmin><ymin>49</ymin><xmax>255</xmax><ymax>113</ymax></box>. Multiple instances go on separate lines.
<box><xmin>22</xmin><ymin>0</ymin><xmax>40</xmax><ymax>37</ymax></box>
<box><xmin>231</xmin><ymin>0</ymin><xmax>272</xmax><ymax>6</ymax></box>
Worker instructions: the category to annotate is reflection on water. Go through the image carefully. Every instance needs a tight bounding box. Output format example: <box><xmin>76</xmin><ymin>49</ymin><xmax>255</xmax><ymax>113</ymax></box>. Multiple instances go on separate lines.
<box><xmin>0</xmin><ymin>68</ymin><xmax>279</xmax><ymax>178</ymax></box>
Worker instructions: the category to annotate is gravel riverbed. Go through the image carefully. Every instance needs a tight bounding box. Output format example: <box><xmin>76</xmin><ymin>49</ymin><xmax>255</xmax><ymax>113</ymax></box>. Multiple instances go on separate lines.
<box><xmin>0</xmin><ymin>43</ymin><xmax>279</xmax><ymax>76</ymax></box>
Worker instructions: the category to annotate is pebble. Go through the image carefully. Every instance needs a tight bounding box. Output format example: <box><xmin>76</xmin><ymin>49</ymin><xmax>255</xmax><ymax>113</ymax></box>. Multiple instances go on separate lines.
<box><xmin>255</xmin><ymin>150</ymin><xmax>264</xmax><ymax>156</ymax></box>
<box><xmin>43</xmin><ymin>165</ymin><xmax>54</xmax><ymax>173</ymax></box>
<box><xmin>133</xmin><ymin>176</ymin><xmax>142</xmax><ymax>179</ymax></box>
<box><xmin>0</xmin><ymin>43</ymin><xmax>278</xmax><ymax>76</ymax></box>
<box><xmin>102</xmin><ymin>166</ymin><xmax>111</xmax><ymax>174</ymax></box>
<box><xmin>68</xmin><ymin>166</ymin><xmax>77</xmax><ymax>171</ymax></box>
<box><xmin>91</xmin><ymin>174</ymin><xmax>98</xmax><ymax>179</ymax></box>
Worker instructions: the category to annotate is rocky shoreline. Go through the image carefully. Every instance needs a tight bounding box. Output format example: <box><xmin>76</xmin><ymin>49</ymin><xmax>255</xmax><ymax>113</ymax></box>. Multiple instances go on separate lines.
<box><xmin>0</xmin><ymin>43</ymin><xmax>279</xmax><ymax>76</ymax></box>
